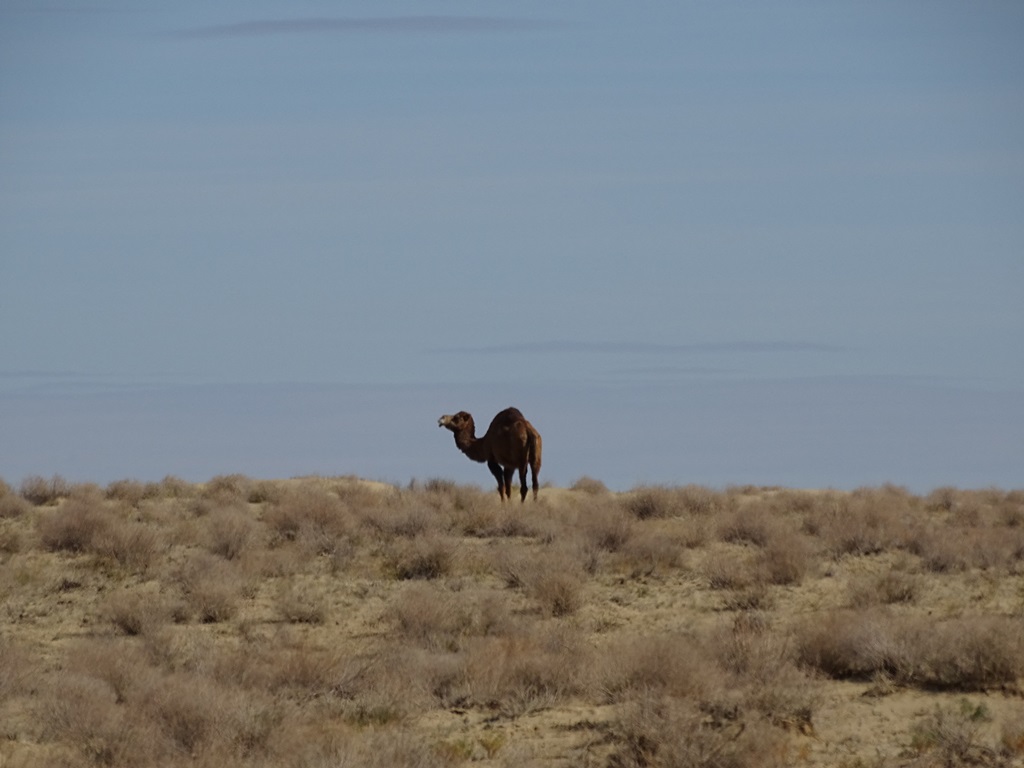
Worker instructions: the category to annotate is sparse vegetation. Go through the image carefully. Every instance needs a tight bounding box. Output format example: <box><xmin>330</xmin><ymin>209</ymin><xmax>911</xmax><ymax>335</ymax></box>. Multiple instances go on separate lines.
<box><xmin>1</xmin><ymin>475</ymin><xmax>1023</xmax><ymax>767</ymax></box>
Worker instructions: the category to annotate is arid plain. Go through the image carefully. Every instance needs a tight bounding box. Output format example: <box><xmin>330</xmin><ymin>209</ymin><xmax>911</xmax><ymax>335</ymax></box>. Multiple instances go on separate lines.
<box><xmin>2</xmin><ymin>475</ymin><xmax>1023</xmax><ymax>767</ymax></box>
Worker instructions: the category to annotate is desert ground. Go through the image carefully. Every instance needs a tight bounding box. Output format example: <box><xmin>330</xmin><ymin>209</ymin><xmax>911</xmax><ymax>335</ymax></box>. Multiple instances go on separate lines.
<box><xmin>1</xmin><ymin>474</ymin><xmax>1023</xmax><ymax>767</ymax></box>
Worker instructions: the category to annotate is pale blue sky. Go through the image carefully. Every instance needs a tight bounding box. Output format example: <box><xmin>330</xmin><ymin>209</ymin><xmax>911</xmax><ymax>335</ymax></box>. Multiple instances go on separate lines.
<box><xmin>1</xmin><ymin>2</ymin><xmax>1022</xmax><ymax>490</ymax></box>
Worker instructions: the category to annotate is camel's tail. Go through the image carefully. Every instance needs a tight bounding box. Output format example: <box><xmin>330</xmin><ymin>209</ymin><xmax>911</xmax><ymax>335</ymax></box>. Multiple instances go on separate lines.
<box><xmin>527</xmin><ymin>427</ymin><xmax>542</xmax><ymax>500</ymax></box>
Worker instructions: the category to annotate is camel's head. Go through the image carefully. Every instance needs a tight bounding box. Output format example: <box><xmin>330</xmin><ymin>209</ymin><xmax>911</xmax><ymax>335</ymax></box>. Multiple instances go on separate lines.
<box><xmin>438</xmin><ymin>411</ymin><xmax>474</xmax><ymax>433</ymax></box>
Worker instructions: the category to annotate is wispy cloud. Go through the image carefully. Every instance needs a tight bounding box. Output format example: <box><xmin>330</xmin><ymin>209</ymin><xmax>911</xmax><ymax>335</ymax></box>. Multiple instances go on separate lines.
<box><xmin>436</xmin><ymin>341</ymin><xmax>844</xmax><ymax>355</ymax></box>
<box><xmin>170</xmin><ymin>16</ymin><xmax>553</xmax><ymax>39</ymax></box>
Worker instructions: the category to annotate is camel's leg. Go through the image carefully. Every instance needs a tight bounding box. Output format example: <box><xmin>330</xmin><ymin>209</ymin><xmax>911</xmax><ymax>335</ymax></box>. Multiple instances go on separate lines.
<box><xmin>487</xmin><ymin>459</ymin><xmax>506</xmax><ymax>501</ymax></box>
<box><xmin>529</xmin><ymin>457</ymin><xmax>540</xmax><ymax>501</ymax></box>
<box><xmin>502</xmin><ymin>466</ymin><xmax>515</xmax><ymax>501</ymax></box>
<box><xmin>518</xmin><ymin>465</ymin><xmax>529</xmax><ymax>503</ymax></box>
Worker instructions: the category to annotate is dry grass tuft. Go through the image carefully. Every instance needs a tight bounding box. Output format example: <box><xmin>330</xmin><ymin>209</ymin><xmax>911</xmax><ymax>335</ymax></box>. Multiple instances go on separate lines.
<box><xmin>20</xmin><ymin>474</ymin><xmax>72</xmax><ymax>506</ymax></box>
<box><xmin>36</xmin><ymin>495</ymin><xmax>113</xmax><ymax>553</ymax></box>
<box><xmin>387</xmin><ymin>535</ymin><xmax>457</xmax><ymax>580</ymax></box>
<box><xmin>597</xmin><ymin>632</ymin><xmax>721</xmax><ymax>702</ymax></box>
<box><xmin>608</xmin><ymin>692</ymin><xmax>789</xmax><ymax>768</ymax></box>
<box><xmin>173</xmin><ymin>553</ymin><xmax>246</xmax><ymax>623</ymax></box>
<box><xmin>274</xmin><ymin>582</ymin><xmax>328</xmax><ymax>624</ymax></box>
<box><xmin>103</xmin><ymin>588</ymin><xmax>169</xmax><ymax>636</ymax></box>
<box><xmin>0</xmin><ymin>488</ymin><xmax>31</xmax><ymax>519</ymax></box>
<box><xmin>570</xmin><ymin>475</ymin><xmax>609</xmax><ymax>495</ymax></box>
<box><xmin>205</xmin><ymin>505</ymin><xmax>258</xmax><ymax>560</ymax></box>
<box><xmin>795</xmin><ymin>610</ymin><xmax>1024</xmax><ymax>690</ymax></box>
<box><xmin>462</xmin><ymin>625</ymin><xmax>589</xmax><ymax>717</ymax></box>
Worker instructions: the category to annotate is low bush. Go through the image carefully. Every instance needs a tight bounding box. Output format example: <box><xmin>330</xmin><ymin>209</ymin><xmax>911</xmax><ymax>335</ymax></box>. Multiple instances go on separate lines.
<box><xmin>757</xmin><ymin>528</ymin><xmax>814</xmax><ymax>585</ymax></box>
<box><xmin>570</xmin><ymin>475</ymin><xmax>609</xmax><ymax>495</ymax></box>
<box><xmin>173</xmin><ymin>553</ymin><xmax>246</xmax><ymax>623</ymax></box>
<box><xmin>20</xmin><ymin>474</ymin><xmax>71</xmax><ymax>506</ymax></box>
<box><xmin>205</xmin><ymin>505</ymin><xmax>257</xmax><ymax>560</ymax></box>
<box><xmin>597</xmin><ymin>632</ymin><xmax>720</xmax><ymax>703</ymax></box>
<box><xmin>847</xmin><ymin>569</ymin><xmax>920</xmax><ymax>608</ymax></box>
<box><xmin>104</xmin><ymin>588</ymin><xmax>169</xmax><ymax>636</ymax></box>
<box><xmin>462</xmin><ymin>625</ymin><xmax>588</xmax><ymax>717</ymax></box>
<box><xmin>909</xmin><ymin>699</ymin><xmax>993</xmax><ymax>766</ymax></box>
<box><xmin>94</xmin><ymin>520</ymin><xmax>163</xmax><ymax>573</ymax></box>
<box><xmin>607</xmin><ymin>692</ymin><xmax>789</xmax><ymax>768</ymax></box>
<box><xmin>386</xmin><ymin>535</ymin><xmax>457</xmax><ymax>580</ymax></box>
<box><xmin>795</xmin><ymin>611</ymin><xmax>1024</xmax><ymax>690</ymax></box>
<box><xmin>275</xmin><ymin>583</ymin><xmax>327</xmax><ymax>625</ymax></box>
<box><xmin>36</xmin><ymin>496</ymin><xmax>113</xmax><ymax>553</ymax></box>
<box><xmin>580</xmin><ymin>500</ymin><xmax>635</xmax><ymax>553</ymax></box>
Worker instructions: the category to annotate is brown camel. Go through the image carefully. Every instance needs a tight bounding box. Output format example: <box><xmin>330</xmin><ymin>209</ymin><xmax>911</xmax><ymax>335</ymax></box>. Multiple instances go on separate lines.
<box><xmin>437</xmin><ymin>407</ymin><xmax>542</xmax><ymax>502</ymax></box>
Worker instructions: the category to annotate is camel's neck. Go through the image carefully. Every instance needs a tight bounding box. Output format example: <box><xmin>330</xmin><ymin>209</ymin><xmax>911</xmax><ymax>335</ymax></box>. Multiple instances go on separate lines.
<box><xmin>452</xmin><ymin>428</ymin><xmax>489</xmax><ymax>463</ymax></box>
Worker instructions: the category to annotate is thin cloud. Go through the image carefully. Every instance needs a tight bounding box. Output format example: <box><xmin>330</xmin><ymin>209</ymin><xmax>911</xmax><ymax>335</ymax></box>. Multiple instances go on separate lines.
<box><xmin>170</xmin><ymin>16</ymin><xmax>554</xmax><ymax>39</ymax></box>
<box><xmin>436</xmin><ymin>341</ymin><xmax>844</xmax><ymax>355</ymax></box>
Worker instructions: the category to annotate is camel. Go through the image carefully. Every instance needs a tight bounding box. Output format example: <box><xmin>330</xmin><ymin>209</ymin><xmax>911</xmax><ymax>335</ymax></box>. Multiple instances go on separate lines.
<box><xmin>437</xmin><ymin>407</ymin><xmax>542</xmax><ymax>502</ymax></box>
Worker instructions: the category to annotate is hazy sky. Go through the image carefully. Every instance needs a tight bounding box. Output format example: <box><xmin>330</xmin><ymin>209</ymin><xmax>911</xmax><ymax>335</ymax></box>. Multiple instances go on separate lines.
<box><xmin>2</xmin><ymin>2</ymin><xmax>1022</xmax><ymax>491</ymax></box>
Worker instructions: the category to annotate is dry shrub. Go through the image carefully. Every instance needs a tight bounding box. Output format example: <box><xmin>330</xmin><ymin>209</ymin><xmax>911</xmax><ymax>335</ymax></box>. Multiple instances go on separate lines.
<box><xmin>36</xmin><ymin>496</ymin><xmax>113</xmax><ymax>553</ymax></box>
<box><xmin>361</xmin><ymin>500</ymin><xmax>436</xmax><ymax>539</ymax></box>
<box><xmin>597</xmin><ymin>632</ymin><xmax>721</xmax><ymax>703</ymax></box>
<box><xmin>675</xmin><ymin>484</ymin><xmax>729</xmax><ymax>515</ymax></box>
<box><xmin>624</xmin><ymin>484</ymin><xmax>729</xmax><ymax>521</ymax></box>
<box><xmin>717</xmin><ymin>507</ymin><xmax>774</xmax><ymax>547</ymax></box>
<box><xmin>926</xmin><ymin>486</ymin><xmax>960</xmax><ymax>513</ymax></box>
<box><xmin>802</xmin><ymin>490</ymin><xmax>907</xmax><ymax>557</ymax></box>
<box><xmin>20</xmin><ymin>474</ymin><xmax>71</xmax><ymax>506</ymax></box>
<box><xmin>0</xmin><ymin>491</ymin><xmax>30</xmax><ymax>519</ymax></box>
<box><xmin>66</xmin><ymin>640</ymin><xmax>158</xmax><ymax>709</ymax></box>
<box><xmin>907</xmin><ymin>525</ymin><xmax>1022</xmax><ymax>573</ymax></box>
<box><xmin>608</xmin><ymin>692</ymin><xmax>789</xmax><ymax>768</ymax></box>
<box><xmin>796</xmin><ymin>610</ymin><xmax>1024</xmax><ymax>690</ymax></box>
<box><xmin>226</xmin><ymin>639</ymin><xmax>373</xmax><ymax>703</ymax></box>
<box><xmin>264</xmin><ymin>486</ymin><xmax>356</xmax><ymax>555</ymax></box>
<box><xmin>201</xmin><ymin>473</ymin><xmax>252</xmax><ymax>506</ymax></box>
<box><xmin>103</xmin><ymin>588</ymin><xmax>169</xmax><ymax>636</ymax></box>
<box><xmin>285</xmin><ymin>729</ymin><xmax>454</xmax><ymax>768</ymax></box>
<box><xmin>386</xmin><ymin>535</ymin><xmax>457</xmax><ymax>580</ymax></box>
<box><xmin>909</xmin><ymin>699</ymin><xmax>994</xmax><ymax>766</ymax></box>
<box><xmin>909</xmin><ymin>618</ymin><xmax>1024</xmax><ymax>690</ymax></box>
<box><xmin>135</xmin><ymin>671</ymin><xmax>225</xmax><ymax>757</ymax></box>
<box><xmin>500</xmin><ymin>546</ymin><xmax>586</xmax><ymax>617</ymax></box>
<box><xmin>701</xmin><ymin>548</ymin><xmax>760</xmax><ymax>591</ymax></box>
<box><xmin>174</xmin><ymin>553</ymin><xmax>246</xmax><ymax>623</ymax></box>
<box><xmin>529</xmin><ymin>567</ymin><xmax>584</xmax><ymax>617</ymax></box>
<box><xmin>389</xmin><ymin>584</ymin><xmax>513</xmax><ymax>652</ymax></box>
<box><xmin>39</xmin><ymin>673</ymin><xmax>148</xmax><ymax>766</ymax></box>
<box><xmin>794</xmin><ymin>609</ymin><xmax>903</xmax><ymax>680</ymax></box>
<box><xmin>847</xmin><ymin>569</ymin><xmax>920</xmax><ymax>608</ymax></box>
<box><xmin>1001</xmin><ymin>711</ymin><xmax>1024</xmax><ymax>758</ymax></box>
<box><xmin>756</xmin><ymin>528</ymin><xmax>813</xmax><ymax>586</ymax></box>
<box><xmin>421</xmin><ymin>478</ymin><xmax>492</xmax><ymax>515</ymax></box>
<box><xmin>388</xmin><ymin>582</ymin><xmax>470</xmax><ymax>651</ymax></box>
<box><xmin>104</xmin><ymin>479</ymin><xmax>149</xmax><ymax>507</ymax></box>
<box><xmin>622</xmin><ymin>486</ymin><xmax>678</xmax><ymax>520</ymax></box>
<box><xmin>0</xmin><ymin>637</ymin><xmax>36</xmax><ymax>699</ymax></box>
<box><xmin>618</xmin><ymin>527</ymin><xmax>685</xmax><ymax>577</ymax></box>
<box><xmin>463</xmin><ymin>625</ymin><xmax>588</xmax><ymax>717</ymax></box>
<box><xmin>0</xmin><ymin>524</ymin><xmax>22</xmax><ymax>553</ymax></box>
<box><xmin>205</xmin><ymin>505</ymin><xmax>257</xmax><ymax>560</ymax></box>
<box><xmin>712</xmin><ymin>613</ymin><xmax>817</xmax><ymax>730</ymax></box>
<box><xmin>571</xmin><ymin>475</ymin><xmax>609</xmax><ymax>495</ymax></box>
<box><xmin>157</xmin><ymin>475</ymin><xmax>194</xmax><ymax>499</ymax></box>
<box><xmin>764</xmin><ymin>489</ymin><xmax>821</xmax><ymax>515</ymax></box>
<box><xmin>275</xmin><ymin>582</ymin><xmax>327</xmax><ymax>624</ymax></box>
<box><xmin>580</xmin><ymin>500</ymin><xmax>635</xmax><ymax>553</ymax></box>
<box><xmin>93</xmin><ymin>520</ymin><xmax>162</xmax><ymax>573</ymax></box>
